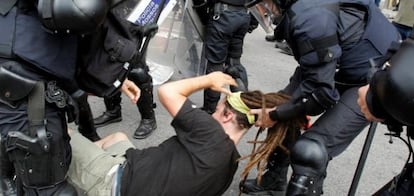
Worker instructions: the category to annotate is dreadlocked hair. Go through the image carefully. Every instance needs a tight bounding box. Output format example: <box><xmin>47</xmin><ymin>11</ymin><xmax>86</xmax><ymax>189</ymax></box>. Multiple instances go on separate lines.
<box><xmin>238</xmin><ymin>90</ymin><xmax>307</xmax><ymax>185</ymax></box>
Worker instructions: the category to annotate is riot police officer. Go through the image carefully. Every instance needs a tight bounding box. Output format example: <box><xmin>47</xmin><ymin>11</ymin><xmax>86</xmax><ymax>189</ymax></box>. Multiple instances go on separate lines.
<box><xmin>93</xmin><ymin>68</ymin><xmax>157</xmax><ymax>139</ymax></box>
<box><xmin>0</xmin><ymin>0</ymin><xmax>108</xmax><ymax>195</ymax></box>
<box><xmin>240</xmin><ymin>0</ymin><xmax>401</xmax><ymax>195</ymax></box>
<box><xmin>201</xmin><ymin>0</ymin><xmax>251</xmax><ymax>114</ymax></box>
<box><xmin>357</xmin><ymin>30</ymin><xmax>414</xmax><ymax>196</ymax></box>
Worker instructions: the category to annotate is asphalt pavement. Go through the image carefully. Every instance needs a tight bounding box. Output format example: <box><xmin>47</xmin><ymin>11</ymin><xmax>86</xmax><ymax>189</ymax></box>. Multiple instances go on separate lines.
<box><xmin>71</xmin><ymin>22</ymin><xmax>409</xmax><ymax>196</ymax></box>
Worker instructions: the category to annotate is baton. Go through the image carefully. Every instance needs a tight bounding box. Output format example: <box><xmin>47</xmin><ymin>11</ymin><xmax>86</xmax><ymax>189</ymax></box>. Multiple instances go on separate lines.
<box><xmin>348</xmin><ymin>121</ymin><xmax>378</xmax><ymax>196</ymax></box>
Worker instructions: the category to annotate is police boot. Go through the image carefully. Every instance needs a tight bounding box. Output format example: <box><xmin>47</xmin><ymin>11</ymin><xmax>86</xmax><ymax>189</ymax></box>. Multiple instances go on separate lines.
<box><xmin>265</xmin><ymin>35</ymin><xmax>277</xmax><ymax>42</ymax></box>
<box><xmin>93</xmin><ymin>92</ymin><xmax>122</xmax><ymax>128</ymax></box>
<box><xmin>240</xmin><ymin>148</ymin><xmax>290</xmax><ymax>196</ymax></box>
<box><xmin>134</xmin><ymin>83</ymin><xmax>157</xmax><ymax>139</ymax></box>
<box><xmin>286</xmin><ymin>137</ymin><xmax>328</xmax><ymax>196</ymax></box>
<box><xmin>286</xmin><ymin>173</ymin><xmax>325</xmax><ymax>196</ymax></box>
<box><xmin>240</xmin><ymin>166</ymin><xmax>288</xmax><ymax>196</ymax></box>
<box><xmin>275</xmin><ymin>40</ymin><xmax>293</xmax><ymax>56</ymax></box>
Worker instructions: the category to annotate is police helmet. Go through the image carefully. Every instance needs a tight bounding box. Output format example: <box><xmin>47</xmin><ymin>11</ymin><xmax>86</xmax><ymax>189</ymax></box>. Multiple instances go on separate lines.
<box><xmin>37</xmin><ymin>0</ymin><xmax>108</xmax><ymax>34</ymax></box>
<box><xmin>370</xmin><ymin>35</ymin><xmax>414</xmax><ymax>126</ymax></box>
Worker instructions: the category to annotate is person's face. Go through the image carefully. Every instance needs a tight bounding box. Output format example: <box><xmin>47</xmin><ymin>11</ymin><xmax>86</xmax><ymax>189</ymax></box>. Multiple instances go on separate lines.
<box><xmin>212</xmin><ymin>99</ymin><xmax>227</xmax><ymax>122</ymax></box>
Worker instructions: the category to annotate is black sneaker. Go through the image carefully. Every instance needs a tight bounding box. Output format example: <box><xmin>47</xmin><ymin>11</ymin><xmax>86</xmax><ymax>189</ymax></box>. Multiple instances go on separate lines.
<box><xmin>133</xmin><ymin>118</ymin><xmax>157</xmax><ymax>139</ymax></box>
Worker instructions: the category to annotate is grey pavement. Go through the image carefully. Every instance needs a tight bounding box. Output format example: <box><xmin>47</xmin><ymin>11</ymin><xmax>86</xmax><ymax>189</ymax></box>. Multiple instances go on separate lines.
<box><xmin>71</xmin><ymin>26</ymin><xmax>409</xmax><ymax>196</ymax></box>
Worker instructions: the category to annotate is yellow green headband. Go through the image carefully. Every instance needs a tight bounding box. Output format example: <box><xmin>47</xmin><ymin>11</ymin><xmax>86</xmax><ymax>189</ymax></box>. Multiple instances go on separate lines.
<box><xmin>227</xmin><ymin>92</ymin><xmax>255</xmax><ymax>125</ymax></box>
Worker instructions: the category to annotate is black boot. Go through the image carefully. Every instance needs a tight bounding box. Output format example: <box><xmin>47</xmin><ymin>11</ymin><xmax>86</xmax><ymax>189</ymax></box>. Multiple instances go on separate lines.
<box><xmin>240</xmin><ymin>166</ymin><xmax>288</xmax><ymax>196</ymax></box>
<box><xmin>286</xmin><ymin>174</ymin><xmax>324</xmax><ymax>196</ymax></box>
<box><xmin>275</xmin><ymin>40</ymin><xmax>293</xmax><ymax>56</ymax></box>
<box><xmin>240</xmin><ymin>128</ymin><xmax>300</xmax><ymax>196</ymax></box>
<box><xmin>134</xmin><ymin>116</ymin><xmax>157</xmax><ymax>139</ymax></box>
<box><xmin>94</xmin><ymin>92</ymin><xmax>122</xmax><ymax>128</ymax></box>
<box><xmin>134</xmin><ymin>82</ymin><xmax>157</xmax><ymax>139</ymax></box>
<box><xmin>265</xmin><ymin>35</ymin><xmax>277</xmax><ymax>42</ymax></box>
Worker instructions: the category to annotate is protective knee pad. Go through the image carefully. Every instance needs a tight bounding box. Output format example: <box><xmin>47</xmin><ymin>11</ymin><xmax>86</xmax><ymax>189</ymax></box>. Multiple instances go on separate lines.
<box><xmin>128</xmin><ymin>67</ymin><xmax>152</xmax><ymax>86</ymax></box>
<box><xmin>290</xmin><ymin>137</ymin><xmax>328</xmax><ymax>175</ymax></box>
<box><xmin>287</xmin><ymin>137</ymin><xmax>329</xmax><ymax>196</ymax></box>
<box><xmin>228</xmin><ymin>58</ymin><xmax>248</xmax><ymax>85</ymax></box>
<box><xmin>205</xmin><ymin>62</ymin><xmax>224</xmax><ymax>74</ymax></box>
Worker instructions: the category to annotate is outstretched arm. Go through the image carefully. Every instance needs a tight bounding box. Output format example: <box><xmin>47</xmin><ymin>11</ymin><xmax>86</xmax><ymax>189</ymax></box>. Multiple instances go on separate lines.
<box><xmin>158</xmin><ymin>72</ymin><xmax>237</xmax><ymax>117</ymax></box>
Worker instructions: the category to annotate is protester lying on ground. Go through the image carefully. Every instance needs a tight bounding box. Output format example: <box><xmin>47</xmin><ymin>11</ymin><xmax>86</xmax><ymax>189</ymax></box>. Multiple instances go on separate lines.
<box><xmin>67</xmin><ymin>71</ymin><xmax>309</xmax><ymax>195</ymax></box>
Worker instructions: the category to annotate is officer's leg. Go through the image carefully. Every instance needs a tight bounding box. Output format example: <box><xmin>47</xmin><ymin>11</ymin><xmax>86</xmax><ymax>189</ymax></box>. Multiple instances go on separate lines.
<box><xmin>93</xmin><ymin>92</ymin><xmax>122</xmax><ymax>128</ymax></box>
<box><xmin>73</xmin><ymin>90</ymin><xmax>101</xmax><ymax>141</ymax></box>
<box><xmin>287</xmin><ymin>136</ymin><xmax>329</xmax><ymax>196</ymax></box>
<box><xmin>128</xmin><ymin>67</ymin><xmax>157</xmax><ymax>139</ymax></box>
<box><xmin>227</xmin><ymin>11</ymin><xmax>250</xmax><ymax>92</ymax></box>
<box><xmin>203</xmin><ymin>62</ymin><xmax>225</xmax><ymax>114</ymax></box>
<box><xmin>287</xmin><ymin>87</ymin><xmax>369</xmax><ymax>196</ymax></box>
<box><xmin>202</xmin><ymin>12</ymin><xmax>231</xmax><ymax>114</ymax></box>
<box><xmin>240</xmin><ymin>125</ymin><xmax>300</xmax><ymax>195</ymax></box>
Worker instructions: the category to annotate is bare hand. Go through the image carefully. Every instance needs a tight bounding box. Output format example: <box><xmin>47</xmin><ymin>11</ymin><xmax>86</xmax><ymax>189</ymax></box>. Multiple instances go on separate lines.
<box><xmin>249</xmin><ymin>107</ymin><xmax>277</xmax><ymax>128</ymax></box>
<box><xmin>121</xmin><ymin>79</ymin><xmax>141</xmax><ymax>104</ymax></box>
<box><xmin>357</xmin><ymin>85</ymin><xmax>384</xmax><ymax>122</ymax></box>
<box><xmin>207</xmin><ymin>72</ymin><xmax>237</xmax><ymax>95</ymax></box>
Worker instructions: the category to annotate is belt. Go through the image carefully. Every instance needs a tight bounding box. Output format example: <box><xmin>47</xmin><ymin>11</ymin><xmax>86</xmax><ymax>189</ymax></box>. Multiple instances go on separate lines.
<box><xmin>213</xmin><ymin>2</ymin><xmax>247</xmax><ymax>20</ymax></box>
<box><xmin>217</xmin><ymin>2</ymin><xmax>246</xmax><ymax>11</ymax></box>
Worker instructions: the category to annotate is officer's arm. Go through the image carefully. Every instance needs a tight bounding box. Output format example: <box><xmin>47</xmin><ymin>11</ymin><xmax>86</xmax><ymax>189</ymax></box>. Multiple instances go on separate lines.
<box><xmin>270</xmin><ymin>10</ymin><xmax>341</xmax><ymax>121</ymax></box>
<box><xmin>158</xmin><ymin>72</ymin><xmax>236</xmax><ymax>117</ymax></box>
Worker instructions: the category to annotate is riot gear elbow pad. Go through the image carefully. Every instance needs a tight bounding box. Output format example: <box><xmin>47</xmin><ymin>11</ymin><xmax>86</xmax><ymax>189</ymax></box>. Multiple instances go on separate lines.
<box><xmin>37</xmin><ymin>0</ymin><xmax>109</xmax><ymax>34</ymax></box>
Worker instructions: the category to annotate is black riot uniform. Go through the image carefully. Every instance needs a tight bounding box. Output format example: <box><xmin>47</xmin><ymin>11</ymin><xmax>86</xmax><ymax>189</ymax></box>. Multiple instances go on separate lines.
<box><xmin>0</xmin><ymin>0</ymin><xmax>108</xmax><ymax>195</ymax></box>
<box><xmin>93</xmin><ymin>66</ymin><xmax>157</xmax><ymax>140</ymax></box>
<box><xmin>240</xmin><ymin>0</ymin><xmax>401</xmax><ymax>195</ymax></box>
<box><xmin>201</xmin><ymin>0</ymin><xmax>251</xmax><ymax>113</ymax></box>
<box><xmin>364</xmin><ymin>30</ymin><xmax>414</xmax><ymax>196</ymax></box>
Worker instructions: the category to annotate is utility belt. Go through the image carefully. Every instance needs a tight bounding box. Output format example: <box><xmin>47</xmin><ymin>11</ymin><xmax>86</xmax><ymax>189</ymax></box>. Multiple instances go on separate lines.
<box><xmin>213</xmin><ymin>2</ymin><xmax>247</xmax><ymax>20</ymax></box>
<box><xmin>0</xmin><ymin>62</ymin><xmax>75</xmax><ymax>188</ymax></box>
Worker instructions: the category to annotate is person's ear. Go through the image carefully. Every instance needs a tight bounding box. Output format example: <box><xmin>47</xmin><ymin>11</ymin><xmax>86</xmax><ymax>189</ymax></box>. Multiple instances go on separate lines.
<box><xmin>222</xmin><ymin>110</ymin><xmax>235</xmax><ymax>123</ymax></box>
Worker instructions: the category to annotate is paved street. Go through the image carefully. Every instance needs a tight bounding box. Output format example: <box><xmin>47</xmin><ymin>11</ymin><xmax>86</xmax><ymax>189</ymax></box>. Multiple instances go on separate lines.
<box><xmin>72</xmin><ymin>13</ymin><xmax>409</xmax><ymax>195</ymax></box>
